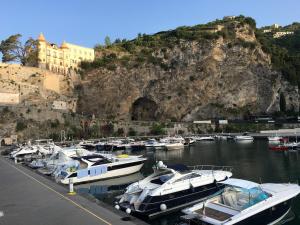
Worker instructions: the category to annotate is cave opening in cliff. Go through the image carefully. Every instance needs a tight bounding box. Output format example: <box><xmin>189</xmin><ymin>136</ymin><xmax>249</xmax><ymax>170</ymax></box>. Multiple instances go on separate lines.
<box><xmin>131</xmin><ymin>97</ymin><xmax>158</xmax><ymax>121</ymax></box>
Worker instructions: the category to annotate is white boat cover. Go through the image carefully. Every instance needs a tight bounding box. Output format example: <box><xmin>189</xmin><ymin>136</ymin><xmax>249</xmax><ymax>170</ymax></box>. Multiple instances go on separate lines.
<box><xmin>220</xmin><ymin>178</ymin><xmax>259</xmax><ymax>189</ymax></box>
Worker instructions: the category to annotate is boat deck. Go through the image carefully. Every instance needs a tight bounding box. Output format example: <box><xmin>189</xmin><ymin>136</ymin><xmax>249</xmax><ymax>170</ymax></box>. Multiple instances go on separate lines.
<box><xmin>195</xmin><ymin>207</ymin><xmax>232</xmax><ymax>221</ymax></box>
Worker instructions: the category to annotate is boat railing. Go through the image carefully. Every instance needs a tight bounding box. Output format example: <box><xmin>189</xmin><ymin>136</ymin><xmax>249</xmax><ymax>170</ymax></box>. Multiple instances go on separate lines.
<box><xmin>187</xmin><ymin>165</ymin><xmax>233</xmax><ymax>172</ymax></box>
<box><xmin>97</xmin><ymin>151</ymin><xmax>112</xmax><ymax>155</ymax></box>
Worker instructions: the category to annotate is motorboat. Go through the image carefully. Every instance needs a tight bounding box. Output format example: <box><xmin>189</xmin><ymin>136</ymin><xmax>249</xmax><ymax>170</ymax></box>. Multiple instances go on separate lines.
<box><xmin>165</xmin><ymin>141</ymin><xmax>184</xmax><ymax>151</ymax></box>
<box><xmin>101</xmin><ymin>139</ymin><xmax>134</xmax><ymax>151</ymax></box>
<box><xmin>184</xmin><ymin>137</ymin><xmax>197</xmax><ymax>146</ymax></box>
<box><xmin>145</xmin><ymin>139</ymin><xmax>166</xmax><ymax>149</ymax></box>
<box><xmin>56</xmin><ymin>153</ymin><xmax>147</xmax><ymax>184</ymax></box>
<box><xmin>269</xmin><ymin>145</ymin><xmax>289</xmax><ymax>152</ymax></box>
<box><xmin>214</xmin><ymin>135</ymin><xmax>229</xmax><ymax>141</ymax></box>
<box><xmin>181</xmin><ymin>178</ymin><xmax>300</xmax><ymax>225</ymax></box>
<box><xmin>195</xmin><ymin>136</ymin><xmax>215</xmax><ymax>142</ymax></box>
<box><xmin>269</xmin><ymin>142</ymin><xmax>300</xmax><ymax>152</ymax></box>
<box><xmin>36</xmin><ymin>147</ymin><xmax>92</xmax><ymax>175</ymax></box>
<box><xmin>116</xmin><ymin>161</ymin><xmax>232</xmax><ymax>218</ymax></box>
<box><xmin>267</xmin><ymin>136</ymin><xmax>283</xmax><ymax>143</ymax></box>
<box><xmin>160</xmin><ymin>136</ymin><xmax>185</xmax><ymax>144</ymax></box>
<box><xmin>79</xmin><ymin>140</ymin><xmax>97</xmax><ymax>150</ymax></box>
<box><xmin>234</xmin><ymin>134</ymin><xmax>254</xmax><ymax>142</ymax></box>
<box><xmin>10</xmin><ymin>142</ymin><xmax>61</xmax><ymax>161</ymax></box>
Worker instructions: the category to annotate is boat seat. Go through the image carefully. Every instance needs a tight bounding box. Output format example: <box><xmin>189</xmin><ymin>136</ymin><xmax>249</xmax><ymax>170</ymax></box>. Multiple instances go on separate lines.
<box><xmin>222</xmin><ymin>192</ymin><xmax>238</xmax><ymax>209</ymax></box>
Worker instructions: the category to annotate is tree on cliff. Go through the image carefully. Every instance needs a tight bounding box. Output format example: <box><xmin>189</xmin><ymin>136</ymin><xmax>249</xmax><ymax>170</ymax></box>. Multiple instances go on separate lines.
<box><xmin>104</xmin><ymin>36</ymin><xmax>111</xmax><ymax>46</ymax></box>
<box><xmin>0</xmin><ymin>34</ymin><xmax>39</xmax><ymax>66</ymax></box>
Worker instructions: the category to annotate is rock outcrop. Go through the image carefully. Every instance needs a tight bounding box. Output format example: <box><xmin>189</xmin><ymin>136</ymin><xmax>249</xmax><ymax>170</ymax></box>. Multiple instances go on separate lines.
<box><xmin>78</xmin><ymin>21</ymin><xmax>299</xmax><ymax>121</ymax></box>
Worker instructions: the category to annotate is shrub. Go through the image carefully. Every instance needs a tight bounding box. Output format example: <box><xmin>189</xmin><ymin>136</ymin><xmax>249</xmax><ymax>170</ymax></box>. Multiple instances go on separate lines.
<box><xmin>128</xmin><ymin>127</ymin><xmax>137</xmax><ymax>136</ymax></box>
<box><xmin>16</xmin><ymin>121</ymin><xmax>27</xmax><ymax>132</ymax></box>
<box><xmin>150</xmin><ymin>123</ymin><xmax>166</xmax><ymax>135</ymax></box>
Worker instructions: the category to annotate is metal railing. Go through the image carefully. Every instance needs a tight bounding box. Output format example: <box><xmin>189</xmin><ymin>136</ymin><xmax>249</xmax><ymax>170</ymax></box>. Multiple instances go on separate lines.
<box><xmin>187</xmin><ymin>165</ymin><xmax>233</xmax><ymax>172</ymax></box>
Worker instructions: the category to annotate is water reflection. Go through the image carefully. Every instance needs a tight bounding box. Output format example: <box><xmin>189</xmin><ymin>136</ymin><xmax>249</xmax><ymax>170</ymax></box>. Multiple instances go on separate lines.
<box><xmin>76</xmin><ymin>172</ymin><xmax>144</xmax><ymax>203</ymax></box>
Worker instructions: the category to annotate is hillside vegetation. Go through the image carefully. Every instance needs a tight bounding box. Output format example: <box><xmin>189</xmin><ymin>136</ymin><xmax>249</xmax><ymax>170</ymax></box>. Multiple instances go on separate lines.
<box><xmin>80</xmin><ymin>16</ymin><xmax>257</xmax><ymax>72</ymax></box>
<box><xmin>256</xmin><ymin>23</ymin><xmax>300</xmax><ymax>86</ymax></box>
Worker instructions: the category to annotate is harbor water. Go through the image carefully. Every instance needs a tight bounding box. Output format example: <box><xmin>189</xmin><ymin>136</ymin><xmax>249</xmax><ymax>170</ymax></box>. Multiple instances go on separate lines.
<box><xmin>77</xmin><ymin>139</ymin><xmax>300</xmax><ymax>225</ymax></box>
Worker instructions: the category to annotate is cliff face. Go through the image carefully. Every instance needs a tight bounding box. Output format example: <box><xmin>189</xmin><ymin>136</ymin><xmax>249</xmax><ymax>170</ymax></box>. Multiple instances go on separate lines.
<box><xmin>78</xmin><ymin>21</ymin><xmax>299</xmax><ymax>121</ymax></box>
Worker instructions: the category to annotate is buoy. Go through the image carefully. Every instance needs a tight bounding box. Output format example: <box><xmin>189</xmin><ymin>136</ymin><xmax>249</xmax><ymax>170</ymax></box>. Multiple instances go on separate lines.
<box><xmin>126</xmin><ymin>208</ymin><xmax>131</xmax><ymax>214</ymax></box>
<box><xmin>160</xmin><ymin>204</ymin><xmax>167</xmax><ymax>211</ymax></box>
<box><xmin>115</xmin><ymin>205</ymin><xmax>120</xmax><ymax>210</ymax></box>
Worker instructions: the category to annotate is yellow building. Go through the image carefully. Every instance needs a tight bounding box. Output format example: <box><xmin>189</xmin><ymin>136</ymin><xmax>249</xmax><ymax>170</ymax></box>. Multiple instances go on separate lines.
<box><xmin>37</xmin><ymin>33</ymin><xmax>94</xmax><ymax>74</ymax></box>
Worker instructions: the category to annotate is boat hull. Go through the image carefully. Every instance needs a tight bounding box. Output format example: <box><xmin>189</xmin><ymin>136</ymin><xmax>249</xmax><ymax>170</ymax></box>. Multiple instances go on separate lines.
<box><xmin>165</xmin><ymin>144</ymin><xmax>184</xmax><ymax>151</ymax></box>
<box><xmin>183</xmin><ymin>200</ymin><xmax>292</xmax><ymax>225</ymax></box>
<box><xmin>60</xmin><ymin>161</ymin><xmax>145</xmax><ymax>184</ymax></box>
<box><xmin>119</xmin><ymin>183</ymin><xmax>225</xmax><ymax>219</ymax></box>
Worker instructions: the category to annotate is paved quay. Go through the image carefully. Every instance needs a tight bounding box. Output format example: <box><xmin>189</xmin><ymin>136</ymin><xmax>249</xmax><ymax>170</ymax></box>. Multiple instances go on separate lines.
<box><xmin>0</xmin><ymin>156</ymin><xmax>147</xmax><ymax>225</ymax></box>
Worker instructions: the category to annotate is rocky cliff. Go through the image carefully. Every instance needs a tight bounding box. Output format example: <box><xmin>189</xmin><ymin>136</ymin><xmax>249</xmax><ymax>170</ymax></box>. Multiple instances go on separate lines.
<box><xmin>78</xmin><ymin>17</ymin><xmax>299</xmax><ymax>121</ymax></box>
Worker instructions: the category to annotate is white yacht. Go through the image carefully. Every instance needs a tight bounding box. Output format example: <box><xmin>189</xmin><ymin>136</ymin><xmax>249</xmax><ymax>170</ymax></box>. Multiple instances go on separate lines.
<box><xmin>195</xmin><ymin>136</ymin><xmax>215</xmax><ymax>142</ymax></box>
<box><xmin>165</xmin><ymin>140</ymin><xmax>184</xmax><ymax>151</ymax></box>
<box><xmin>234</xmin><ymin>134</ymin><xmax>254</xmax><ymax>142</ymax></box>
<box><xmin>56</xmin><ymin>153</ymin><xmax>146</xmax><ymax>184</ymax></box>
<box><xmin>145</xmin><ymin>139</ymin><xmax>165</xmax><ymax>149</ymax></box>
<box><xmin>160</xmin><ymin>136</ymin><xmax>185</xmax><ymax>151</ymax></box>
<box><xmin>116</xmin><ymin>161</ymin><xmax>232</xmax><ymax>218</ymax></box>
<box><xmin>181</xmin><ymin>178</ymin><xmax>300</xmax><ymax>225</ymax></box>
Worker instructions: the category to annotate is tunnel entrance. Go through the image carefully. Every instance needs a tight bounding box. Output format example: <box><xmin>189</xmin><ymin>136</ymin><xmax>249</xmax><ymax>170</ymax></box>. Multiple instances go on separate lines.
<box><xmin>131</xmin><ymin>97</ymin><xmax>158</xmax><ymax>121</ymax></box>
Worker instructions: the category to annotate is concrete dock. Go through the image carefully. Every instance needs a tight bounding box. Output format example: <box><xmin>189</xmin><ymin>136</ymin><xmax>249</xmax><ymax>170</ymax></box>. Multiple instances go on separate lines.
<box><xmin>0</xmin><ymin>156</ymin><xmax>147</xmax><ymax>225</ymax></box>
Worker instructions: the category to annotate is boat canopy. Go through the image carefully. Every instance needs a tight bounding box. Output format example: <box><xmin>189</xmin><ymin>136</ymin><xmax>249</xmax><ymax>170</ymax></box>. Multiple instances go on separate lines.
<box><xmin>220</xmin><ymin>178</ymin><xmax>259</xmax><ymax>189</ymax></box>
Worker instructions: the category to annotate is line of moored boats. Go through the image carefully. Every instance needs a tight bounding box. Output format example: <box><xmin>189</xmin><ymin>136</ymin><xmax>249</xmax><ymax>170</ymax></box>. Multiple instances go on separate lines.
<box><xmin>5</xmin><ymin>136</ymin><xmax>300</xmax><ymax>225</ymax></box>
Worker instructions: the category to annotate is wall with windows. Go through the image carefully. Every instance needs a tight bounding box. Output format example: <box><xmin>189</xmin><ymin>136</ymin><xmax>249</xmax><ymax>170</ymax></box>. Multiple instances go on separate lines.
<box><xmin>37</xmin><ymin>33</ymin><xmax>94</xmax><ymax>75</ymax></box>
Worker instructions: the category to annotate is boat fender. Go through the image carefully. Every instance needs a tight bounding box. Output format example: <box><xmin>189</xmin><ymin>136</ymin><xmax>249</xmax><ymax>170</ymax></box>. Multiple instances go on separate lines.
<box><xmin>126</xmin><ymin>208</ymin><xmax>131</xmax><ymax>214</ymax></box>
<box><xmin>160</xmin><ymin>204</ymin><xmax>167</xmax><ymax>211</ymax></box>
<box><xmin>115</xmin><ymin>205</ymin><xmax>120</xmax><ymax>210</ymax></box>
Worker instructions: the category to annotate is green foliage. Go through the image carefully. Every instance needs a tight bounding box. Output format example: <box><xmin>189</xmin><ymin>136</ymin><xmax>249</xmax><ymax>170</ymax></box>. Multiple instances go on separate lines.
<box><xmin>50</xmin><ymin>119</ymin><xmax>60</xmax><ymax>128</ymax></box>
<box><xmin>234</xmin><ymin>38</ymin><xmax>257</xmax><ymax>49</ymax></box>
<box><xmin>0</xmin><ymin>34</ymin><xmax>38</xmax><ymax>66</ymax></box>
<box><xmin>116</xmin><ymin>128</ymin><xmax>124</xmax><ymax>136</ymax></box>
<box><xmin>16</xmin><ymin>120</ymin><xmax>27</xmax><ymax>132</ymax></box>
<box><xmin>81</xmin><ymin>16</ymin><xmax>262</xmax><ymax>74</ymax></box>
<box><xmin>2</xmin><ymin>107</ymin><xmax>10</xmax><ymax>114</ymax></box>
<box><xmin>150</xmin><ymin>123</ymin><xmax>166</xmax><ymax>135</ymax></box>
<box><xmin>256</xmin><ymin>27</ymin><xmax>300</xmax><ymax>86</ymax></box>
<box><xmin>128</xmin><ymin>127</ymin><xmax>137</xmax><ymax>136</ymax></box>
<box><xmin>104</xmin><ymin>36</ymin><xmax>111</xmax><ymax>46</ymax></box>
<box><xmin>101</xmin><ymin>123</ymin><xmax>114</xmax><ymax>137</ymax></box>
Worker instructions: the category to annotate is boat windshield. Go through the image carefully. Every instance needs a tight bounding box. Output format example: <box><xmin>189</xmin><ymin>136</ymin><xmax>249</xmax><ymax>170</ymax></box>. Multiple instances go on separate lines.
<box><xmin>150</xmin><ymin>171</ymin><xmax>174</xmax><ymax>185</ymax></box>
<box><xmin>220</xmin><ymin>186</ymin><xmax>270</xmax><ymax>210</ymax></box>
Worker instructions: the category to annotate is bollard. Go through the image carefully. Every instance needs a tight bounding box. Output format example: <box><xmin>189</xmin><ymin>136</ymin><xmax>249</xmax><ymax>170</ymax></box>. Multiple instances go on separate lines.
<box><xmin>14</xmin><ymin>158</ymin><xmax>17</xmax><ymax>164</ymax></box>
<box><xmin>68</xmin><ymin>178</ymin><xmax>76</xmax><ymax>195</ymax></box>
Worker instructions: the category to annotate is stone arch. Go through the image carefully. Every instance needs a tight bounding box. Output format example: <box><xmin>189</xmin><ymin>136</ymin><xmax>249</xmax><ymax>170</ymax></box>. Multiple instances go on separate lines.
<box><xmin>131</xmin><ymin>97</ymin><xmax>159</xmax><ymax>121</ymax></box>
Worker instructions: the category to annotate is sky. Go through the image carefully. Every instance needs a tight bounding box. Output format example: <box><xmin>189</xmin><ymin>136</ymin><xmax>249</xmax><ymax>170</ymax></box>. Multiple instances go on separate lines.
<box><xmin>1</xmin><ymin>0</ymin><xmax>300</xmax><ymax>48</ymax></box>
